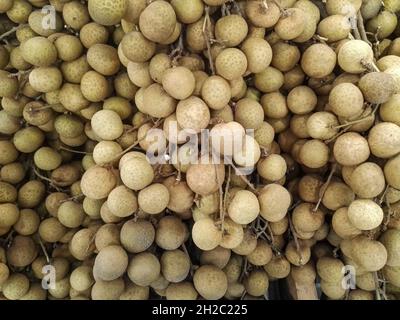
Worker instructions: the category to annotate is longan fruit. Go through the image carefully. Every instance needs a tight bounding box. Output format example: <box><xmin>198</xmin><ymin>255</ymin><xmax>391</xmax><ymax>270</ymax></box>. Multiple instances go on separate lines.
<box><xmin>292</xmin><ymin>203</ymin><xmax>325</xmax><ymax>233</ymax></box>
<box><xmin>88</xmin><ymin>0</ymin><xmax>127</xmax><ymax>26</ymax></box>
<box><xmin>385</xmin><ymin>154</ymin><xmax>400</xmax><ymax>190</ymax></box>
<box><xmin>138</xmin><ymin>183</ymin><xmax>169</xmax><ymax>215</ymax></box>
<box><xmin>62</xmin><ymin>1</ymin><xmax>90</xmax><ymax>30</ymax></box>
<box><xmin>93</xmin><ymin>141</ymin><xmax>123</xmax><ymax>166</ymax></box>
<box><xmin>274</xmin><ymin>8</ymin><xmax>305</xmax><ymax>40</ymax></box>
<box><xmin>81</xmin><ymin>166</ymin><xmax>117</xmax><ymax>200</ymax></box>
<box><xmin>20</xmin><ymin>36</ymin><xmax>57</xmax><ymax>67</ymax></box>
<box><xmin>220</xmin><ymin>218</ymin><xmax>244</xmax><ymax>249</ymax></box>
<box><xmin>0</xmin><ymin>181</ymin><xmax>18</xmax><ymax>203</ymax></box>
<box><xmin>57</xmin><ymin>201</ymin><xmax>85</xmax><ymax>228</ymax></box>
<box><xmin>120</xmin><ymin>219</ymin><xmax>155</xmax><ymax>253</ymax></box>
<box><xmin>285</xmin><ymin>240</ymin><xmax>311</xmax><ymax>267</ymax></box>
<box><xmin>380</xmin><ymin>94</ymin><xmax>400</xmax><ymax>126</ymax></box>
<box><xmin>247</xmin><ymin>239</ymin><xmax>273</xmax><ymax>266</ymax></box>
<box><xmin>317</xmin><ymin>15</ymin><xmax>351</xmax><ymax>43</ymax></box>
<box><xmin>348</xmin><ymin>199</ymin><xmax>384</xmax><ymax>231</ymax></box>
<box><xmin>186</xmin><ymin>161</ymin><xmax>225</xmax><ymax>196</ymax></box>
<box><xmin>70</xmin><ymin>266</ymin><xmax>94</xmax><ymax>292</ymax></box>
<box><xmin>333</xmin><ymin>132</ymin><xmax>370</xmax><ymax>166</ymax></box>
<box><xmin>161</xmin><ymin>66</ymin><xmax>195</xmax><ymax>100</ymax></box>
<box><xmin>367</xmin><ymin>10</ymin><xmax>397</xmax><ymax>40</ymax></box>
<box><xmin>351</xmin><ymin>236</ymin><xmax>388</xmax><ymax>272</ymax></box>
<box><xmin>93</xmin><ymin>245</ymin><xmax>128</xmax><ymax>281</ymax></box>
<box><xmin>28</xmin><ymin>67</ymin><xmax>63</xmax><ymax>93</ymax></box>
<box><xmin>33</xmin><ymin>147</ymin><xmax>62</xmax><ymax>171</ymax></box>
<box><xmin>380</xmin><ymin>229</ymin><xmax>400</xmax><ymax>267</ymax></box>
<box><xmin>186</xmin><ymin>17</ymin><xmax>212</xmax><ymax>52</ymax></box>
<box><xmin>287</xmin><ymin>86</ymin><xmax>317</xmax><ymax>115</ymax></box>
<box><xmin>79</xmin><ymin>22</ymin><xmax>109</xmax><ymax>49</ymax></box>
<box><xmin>322</xmin><ymin>181</ymin><xmax>355</xmax><ymax>211</ymax></box>
<box><xmin>120</xmin><ymin>156</ymin><xmax>154</xmax><ymax>191</ymax></box>
<box><xmin>166</xmin><ymin>282</ymin><xmax>198</xmax><ymax>300</ymax></box>
<box><xmin>0</xmin><ymin>71</ymin><xmax>19</xmax><ymax>98</ymax></box>
<box><xmin>7</xmin><ymin>235</ymin><xmax>37</xmax><ymax>268</ymax></box>
<box><xmin>61</xmin><ymin>56</ymin><xmax>91</xmax><ymax>84</ymax></box>
<box><xmin>39</xmin><ymin>217</ymin><xmax>67</xmax><ymax>243</ymax></box>
<box><xmin>193</xmin><ymin>265</ymin><xmax>228</xmax><ymax>300</ymax></box>
<box><xmin>69</xmin><ymin>228</ymin><xmax>96</xmax><ymax>261</ymax></box>
<box><xmin>0</xmin><ymin>203</ymin><xmax>19</xmax><ymax>228</ymax></box>
<box><xmin>258</xmin><ymin>184</ymin><xmax>291</xmax><ymax>222</ymax></box>
<box><xmin>161</xmin><ymin>249</ymin><xmax>190</xmax><ymax>283</ymax></box>
<box><xmin>91</xmin><ymin>110</ymin><xmax>123</xmax><ymax>141</ymax></box>
<box><xmin>257</xmin><ymin>154</ymin><xmax>287</xmax><ymax>182</ymax></box>
<box><xmin>87</xmin><ymin>44</ymin><xmax>120</xmax><ymax>76</ymax></box>
<box><xmin>215</xmin><ymin>48</ymin><xmax>248</xmax><ymax>81</ymax></box>
<box><xmin>106</xmin><ymin>185</ymin><xmax>137</xmax><ymax>218</ymax></box>
<box><xmin>121</xmin><ymin>31</ymin><xmax>156</xmax><ymax>63</ymax></box>
<box><xmin>329</xmin><ymin>82</ymin><xmax>364</xmax><ymax>119</ymax></box>
<box><xmin>54</xmin><ymin>114</ymin><xmax>84</xmax><ymax>138</ymax></box>
<box><xmin>127</xmin><ymin>61</ymin><xmax>152</xmax><ymax>88</ymax></box>
<box><xmin>139</xmin><ymin>0</ymin><xmax>176</xmax><ymax>43</ymax></box>
<box><xmin>100</xmin><ymin>201</ymin><xmax>123</xmax><ymax>224</ymax></box>
<box><xmin>241</xmin><ymin>37</ymin><xmax>272</xmax><ymax>74</ymax></box>
<box><xmin>0</xmin><ymin>162</ymin><xmax>25</xmax><ymax>184</ymax></box>
<box><xmin>245</xmin><ymin>1</ymin><xmax>280</xmax><ymax>28</ymax></box>
<box><xmin>254</xmin><ymin>122</ymin><xmax>275</xmax><ymax>148</ymax></box>
<box><xmin>306</xmin><ymin>112</ymin><xmax>339</xmax><ymax>140</ymax></box>
<box><xmin>192</xmin><ymin>217</ymin><xmax>223</xmax><ymax>251</ymax></box>
<box><xmin>368</xmin><ymin>122</ymin><xmax>400</xmax><ymax>159</ymax></box>
<box><xmin>338</xmin><ymin>40</ymin><xmax>374</xmax><ymax>74</ymax></box>
<box><xmin>94</xmin><ymin>223</ymin><xmax>120</xmax><ymax>251</ymax></box>
<box><xmin>120</xmin><ymin>283</ymin><xmax>150</xmax><ymax>300</ymax></box>
<box><xmin>215</xmin><ymin>14</ymin><xmax>248</xmax><ymax>47</ymax></box>
<box><xmin>232</xmin><ymin>229</ymin><xmax>257</xmax><ymax>256</ymax></box>
<box><xmin>18</xmin><ymin>180</ymin><xmax>45</xmax><ymax>209</ymax></box>
<box><xmin>200</xmin><ymin>246</ymin><xmax>231</xmax><ymax>269</ymax></box>
<box><xmin>244</xmin><ymin>270</ymin><xmax>269</xmax><ymax>297</ymax></box>
<box><xmin>299</xmin><ymin>139</ymin><xmax>330</xmax><ymax>169</ymax></box>
<box><xmin>2</xmin><ymin>273</ymin><xmax>30</xmax><ymax>300</ymax></box>
<box><xmin>163</xmin><ymin>177</ymin><xmax>194</xmax><ymax>214</ymax></box>
<box><xmin>235</xmin><ymin>98</ymin><xmax>264</xmax><ymax>130</ymax></box>
<box><xmin>349</xmin><ymin>162</ymin><xmax>385</xmax><ymax>199</ymax></box>
<box><xmin>7</xmin><ymin>0</ymin><xmax>32</xmax><ymax>24</ymax></box>
<box><xmin>271</xmin><ymin>42</ymin><xmax>301</xmax><ymax>72</ymax></box>
<box><xmin>54</xmin><ymin>35</ymin><xmax>83</xmax><ymax>62</ymax></box>
<box><xmin>91</xmin><ymin>278</ymin><xmax>125</xmax><ymax>300</ymax></box>
<box><xmin>0</xmin><ymin>0</ymin><xmax>13</xmax><ymax>13</ymax></box>
<box><xmin>255</xmin><ymin>67</ymin><xmax>284</xmax><ymax>93</ymax></box>
<box><xmin>0</xmin><ymin>141</ymin><xmax>18</xmax><ymax>166</ymax></box>
<box><xmin>233</xmin><ymin>134</ymin><xmax>261</xmax><ymax>168</ymax></box>
<box><xmin>264</xmin><ymin>256</ymin><xmax>291</xmax><ymax>279</ymax></box>
<box><xmin>141</xmin><ymin>83</ymin><xmax>177</xmax><ymax>118</ymax></box>
<box><xmin>228</xmin><ymin>190</ymin><xmax>260</xmax><ymax>225</ymax></box>
<box><xmin>201</xmin><ymin>75</ymin><xmax>231</xmax><ymax>110</ymax></box>
<box><xmin>46</xmin><ymin>192</ymin><xmax>72</xmax><ymax>218</ymax></box>
<box><xmin>127</xmin><ymin>252</ymin><xmax>160</xmax><ymax>287</ymax></box>
<box><xmin>156</xmin><ymin>216</ymin><xmax>188</xmax><ymax>250</ymax></box>
<box><xmin>359</xmin><ymin>72</ymin><xmax>395</xmax><ymax>104</ymax></box>
<box><xmin>80</xmin><ymin>71</ymin><xmax>111</xmax><ymax>103</ymax></box>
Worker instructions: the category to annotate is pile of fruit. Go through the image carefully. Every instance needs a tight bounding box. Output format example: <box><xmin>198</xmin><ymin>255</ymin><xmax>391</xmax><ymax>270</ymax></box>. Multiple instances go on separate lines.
<box><xmin>1</xmin><ymin>0</ymin><xmax>400</xmax><ymax>300</ymax></box>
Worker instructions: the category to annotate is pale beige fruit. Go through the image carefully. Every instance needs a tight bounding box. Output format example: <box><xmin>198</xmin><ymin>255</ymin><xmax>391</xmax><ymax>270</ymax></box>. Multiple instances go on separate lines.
<box><xmin>232</xmin><ymin>229</ymin><xmax>257</xmax><ymax>256</ymax></box>
<box><xmin>166</xmin><ymin>282</ymin><xmax>198</xmax><ymax>300</ymax></box>
<box><xmin>88</xmin><ymin>0</ymin><xmax>127</xmax><ymax>26</ymax></box>
<box><xmin>93</xmin><ymin>245</ymin><xmax>128</xmax><ymax>281</ymax></box>
<box><xmin>383</xmin><ymin>265</ymin><xmax>400</xmax><ymax>287</ymax></box>
<box><xmin>7</xmin><ymin>235</ymin><xmax>37</xmax><ymax>268</ymax></box>
<box><xmin>233</xmin><ymin>135</ymin><xmax>261</xmax><ymax>167</ymax></box>
<box><xmin>301</xmin><ymin>43</ymin><xmax>336</xmax><ymax>78</ymax></box>
<box><xmin>258</xmin><ymin>184</ymin><xmax>291</xmax><ymax>222</ymax></box>
<box><xmin>57</xmin><ymin>201</ymin><xmax>85</xmax><ymax>228</ymax></box>
<box><xmin>160</xmin><ymin>249</ymin><xmax>190</xmax><ymax>283</ymax></box>
<box><xmin>139</xmin><ymin>0</ymin><xmax>176</xmax><ymax>43</ymax></box>
<box><xmin>244</xmin><ymin>270</ymin><xmax>269</xmax><ymax>297</ymax></box>
<box><xmin>120</xmin><ymin>282</ymin><xmax>150</xmax><ymax>300</ymax></box>
<box><xmin>338</xmin><ymin>40</ymin><xmax>374</xmax><ymax>74</ymax></box>
<box><xmin>351</xmin><ymin>236</ymin><xmax>388</xmax><ymax>272</ymax></box>
<box><xmin>317</xmin><ymin>257</ymin><xmax>345</xmax><ymax>283</ymax></box>
<box><xmin>93</xmin><ymin>141</ymin><xmax>123</xmax><ymax>166</ymax></box>
<box><xmin>333</xmin><ymin>133</ymin><xmax>370</xmax><ymax>166</ymax></box>
<box><xmin>38</xmin><ymin>217</ymin><xmax>67</xmax><ymax>243</ymax></box>
<box><xmin>210</xmin><ymin>122</ymin><xmax>245</xmax><ymax>156</ymax></box>
<box><xmin>241</xmin><ymin>37</ymin><xmax>272</xmax><ymax>74</ymax></box>
<box><xmin>162</xmin><ymin>66</ymin><xmax>195</xmax><ymax>100</ymax></box>
<box><xmin>321</xmin><ymin>279</ymin><xmax>346</xmax><ymax>300</ymax></box>
<box><xmin>215</xmin><ymin>14</ymin><xmax>248</xmax><ymax>47</ymax></box>
<box><xmin>94</xmin><ymin>223</ymin><xmax>120</xmax><ymax>251</ymax></box>
<box><xmin>349</xmin><ymin>162</ymin><xmax>385</xmax><ymax>198</ymax></box>
<box><xmin>287</xmin><ymin>86</ymin><xmax>317</xmax><ymax>115</ymax></box>
<box><xmin>220</xmin><ymin>218</ymin><xmax>244</xmax><ymax>249</ymax></box>
<box><xmin>81</xmin><ymin>166</ymin><xmax>117</xmax><ymax>200</ymax></box>
<box><xmin>2</xmin><ymin>273</ymin><xmax>30</xmax><ymax>300</ymax></box>
<box><xmin>380</xmin><ymin>94</ymin><xmax>400</xmax><ymax>126</ymax></box>
<box><xmin>126</xmin><ymin>61</ymin><xmax>152</xmax><ymax>88</ymax></box>
<box><xmin>245</xmin><ymin>1</ymin><xmax>280</xmax><ymax>28</ymax></box>
<box><xmin>121</xmin><ymin>31</ymin><xmax>156</xmax><ymax>63</ymax></box>
<box><xmin>368</xmin><ymin>122</ymin><xmax>400</xmax><ymax>158</ymax></box>
<box><xmin>54</xmin><ymin>35</ymin><xmax>83</xmax><ymax>62</ymax></box>
<box><xmin>156</xmin><ymin>216</ymin><xmax>188</xmax><ymax>250</ymax></box>
<box><xmin>228</xmin><ymin>190</ymin><xmax>260</xmax><ymax>225</ymax></box>
<box><xmin>193</xmin><ymin>265</ymin><xmax>228</xmax><ymax>300</ymax></box>
<box><xmin>87</xmin><ymin>44</ymin><xmax>120</xmax><ymax>76</ymax></box>
<box><xmin>385</xmin><ymin>154</ymin><xmax>400</xmax><ymax>190</ymax></box>
<box><xmin>200</xmin><ymin>246</ymin><xmax>231</xmax><ymax>269</ymax></box>
<box><xmin>358</xmin><ymin>72</ymin><xmax>395</xmax><ymax>104</ymax></box>
<box><xmin>79</xmin><ymin>22</ymin><xmax>109</xmax><ymax>48</ymax></box>
<box><xmin>366</xmin><ymin>10</ymin><xmax>397</xmax><ymax>40</ymax></box>
<box><xmin>91</xmin><ymin>278</ymin><xmax>125</xmax><ymax>300</ymax></box>
<box><xmin>107</xmin><ymin>185</ymin><xmax>138</xmax><ymax>217</ymax></box>
<box><xmin>176</xmin><ymin>96</ymin><xmax>210</xmax><ymax>133</ymax></box>
<box><xmin>348</xmin><ymin>199</ymin><xmax>383</xmax><ymax>231</ymax></box>
<box><xmin>257</xmin><ymin>154</ymin><xmax>287</xmax><ymax>182</ymax></box>
<box><xmin>271</xmin><ymin>41</ymin><xmax>301</xmax><ymax>72</ymax></box>
<box><xmin>170</xmin><ymin>0</ymin><xmax>203</xmax><ymax>24</ymax></box>
<box><xmin>20</xmin><ymin>37</ymin><xmax>57</xmax><ymax>67</ymax></box>
<box><xmin>329</xmin><ymin>83</ymin><xmax>364</xmax><ymax>118</ymax></box>
<box><xmin>306</xmin><ymin>112</ymin><xmax>339</xmax><ymax>140</ymax></box>
<box><xmin>186</xmin><ymin>160</ymin><xmax>225</xmax><ymax>196</ymax></box>
<box><xmin>292</xmin><ymin>203</ymin><xmax>325</xmax><ymax>233</ymax></box>
<box><xmin>91</xmin><ymin>110</ymin><xmax>123</xmax><ymax>141</ymax></box>
<box><xmin>322</xmin><ymin>181</ymin><xmax>355</xmax><ymax>211</ymax></box>
<box><xmin>235</xmin><ymin>98</ymin><xmax>264</xmax><ymax>129</ymax></box>
<box><xmin>192</xmin><ymin>218</ymin><xmax>223</xmax><ymax>251</ymax></box>
<box><xmin>0</xmin><ymin>71</ymin><xmax>18</xmax><ymax>99</ymax></box>
<box><xmin>120</xmin><ymin>156</ymin><xmax>154</xmax><ymax>191</ymax></box>
<box><xmin>120</xmin><ymin>219</ymin><xmax>155</xmax><ymax>253</ymax></box>
<box><xmin>138</xmin><ymin>183</ymin><xmax>169</xmax><ymax>214</ymax></box>
<box><xmin>0</xmin><ymin>203</ymin><xmax>19</xmax><ymax>228</ymax></box>
<box><xmin>127</xmin><ymin>252</ymin><xmax>160</xmax><ymax>286</ymax></box>
<box><xmin>379</xmin><ymin>229</ymin><xmax>400</xmax><ymax>267</ymax></box>
<box><xmin>255</xmin><ymin>67</ymin><xmax>284</xmax><ymax>93</ymax></box>
<box><xmin>274</xmin><ymin>8</ymin><xmax>305</xmax><ymax>40</ymax></box>
<box><xmin>246</xmin><ymin>239</ymin><xmax>272</xmax><ymax>266</ymax></box>
<box><xmin>29</xmin><ymin>67</ymin><xmax>62</xmax><ymax>93</ymax></box>
<box><xmin>215</xmin><ymin>48</ymin><xmax>248</xmax><ymax>81</ymax></box>
<box><xmin>70</xmin><ymin>266</ymin><xmax>94</xmax><ymax>292</ymax></box>
<box><xmin>201</xmin><ymin>75</ymin><xmax>231</xmax><ymax>110</ymax></box>
<box><xmin>299</xmin><ymin>139</ymin><xmax>329</xmax><ymax>169</ymax></box>
<box><xmin>163</xmin><ymin>177</ymin><xmax>194</xmax><ymax>214</ymax></box>
<box><xmin>318</xmin><ymin>15</ymin><xmax>351</xmax><ymax>42</ymax></box>
<box><xmin>285</xmin><ymin>240</ymin><xmax>311</xmax><ymax>266</ymax></box>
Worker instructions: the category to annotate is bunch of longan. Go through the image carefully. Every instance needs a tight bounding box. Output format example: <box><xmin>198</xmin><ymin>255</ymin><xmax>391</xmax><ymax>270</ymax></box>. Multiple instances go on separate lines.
<box><xmin>1</xmin><ymin>0</ymin><xmax>400</xmax><ymax>301</ymax></box>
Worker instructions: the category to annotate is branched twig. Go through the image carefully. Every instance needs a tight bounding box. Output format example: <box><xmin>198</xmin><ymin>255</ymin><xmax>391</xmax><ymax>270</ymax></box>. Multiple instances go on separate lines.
<box><xmin>202</xmin><ymin>6</ymin><xmax>215</xmax><ymax>75</ymax></box>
